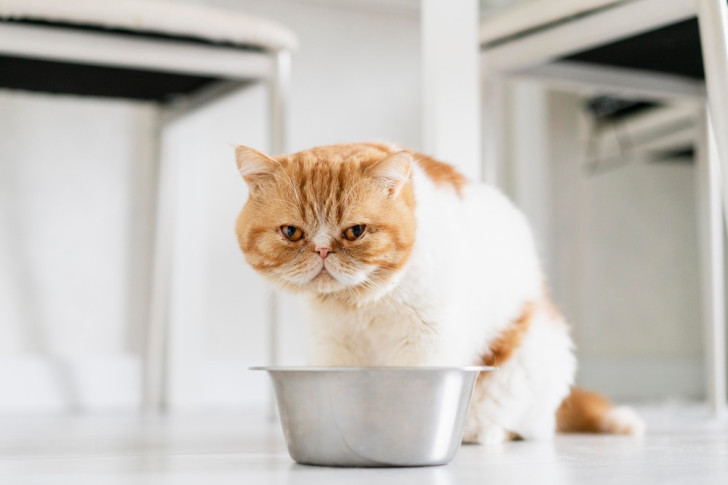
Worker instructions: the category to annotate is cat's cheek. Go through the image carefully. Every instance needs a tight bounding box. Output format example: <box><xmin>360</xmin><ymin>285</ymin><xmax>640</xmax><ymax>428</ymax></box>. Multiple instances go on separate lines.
<box><xmin>243</xmin><ymin>238</ymin><xmax>298</xmax><ymax>276</ymax></box>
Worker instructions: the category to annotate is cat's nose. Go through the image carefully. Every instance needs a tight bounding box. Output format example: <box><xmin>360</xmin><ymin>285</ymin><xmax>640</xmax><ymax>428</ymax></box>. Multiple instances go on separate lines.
<box><xmin>315</xmin><ymin>247</ymin><xmax>330</xmax><ymax>259</ymax></box>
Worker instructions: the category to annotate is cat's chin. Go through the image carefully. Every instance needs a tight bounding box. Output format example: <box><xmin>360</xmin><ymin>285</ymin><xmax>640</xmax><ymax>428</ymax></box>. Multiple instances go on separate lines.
<box><xmin>309</xmin><ymin>279</ymin><xmax>394</xmax><ymax>305</ymax></box>
<box><xmin>269</xmin><ymin>272</ymin><xmax>349</xmax><ymax>296</ymax></box>
<box><xmin>271</xmin><ymin>268</ymin><xmax>391</xmax><ymax>303</ymax></box>
<box><xmin>307</xmin><ymin>272</ymin><xmax>351</xmax><ymax>295</ymax></box>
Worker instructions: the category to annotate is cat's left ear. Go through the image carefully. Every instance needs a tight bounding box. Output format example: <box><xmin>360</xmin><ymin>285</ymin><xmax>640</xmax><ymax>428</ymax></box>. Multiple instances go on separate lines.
<box><xmin>235</xmin><ymin>145</ymin><xmax>277</xmax><ymax>190</ymax></box>
<box><xmin>368</xmin><ymin>151</ymin><xmax>413</xmax><ymax>197</ymax></box>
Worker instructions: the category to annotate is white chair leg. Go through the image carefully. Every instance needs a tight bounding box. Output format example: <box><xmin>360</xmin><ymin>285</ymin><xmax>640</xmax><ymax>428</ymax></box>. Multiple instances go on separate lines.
<box><xmin>698</xmin><ymin>0</ymin><xmax>728</xmax><ymax>417</ymax></box>
<box><xmin>481</xmin><ymin>76</ymin><xmax>505</xmax><ymax>187</ymax></box>
<box><xmin>699</xmin><ymin>0</ymin><xmax>728</xmax><ymax>223</ymax></box>
<box><xmin>270</xmin><ymin>50</ymin><xmax>290</xmax><ymax>157</ymax></box>
<box><xmin>266</xmin><ymin>49</ymin><xmax>290</xmax><ymax>419</ymax></box>
<box><xmin>422</xmin><ymin>0</ymin><xmax>481</xmax><ymax>181</ymax></box>
<box><xmin>696</xmin><ymin>108</ymin><xmax>727</xmax><ymax>418</ymax></box>
<box><xmin>143</xmin><ymin>108</ymin><xmax>174</xmax><ymax>414</ymax></box>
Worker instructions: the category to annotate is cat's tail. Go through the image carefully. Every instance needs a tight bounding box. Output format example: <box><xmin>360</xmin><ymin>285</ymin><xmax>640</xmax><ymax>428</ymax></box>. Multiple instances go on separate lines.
<box><xmin>556</xmin><ymin>387</ymin><xmax>645</xmax><ymax>435</ymax></box>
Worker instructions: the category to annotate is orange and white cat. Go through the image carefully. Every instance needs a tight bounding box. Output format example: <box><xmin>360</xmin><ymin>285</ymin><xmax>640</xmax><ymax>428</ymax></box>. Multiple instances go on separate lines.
<box><xmin>234</xmin><ymin>142</ymin><xmax>644</xmax><ymax>443</ymax></box>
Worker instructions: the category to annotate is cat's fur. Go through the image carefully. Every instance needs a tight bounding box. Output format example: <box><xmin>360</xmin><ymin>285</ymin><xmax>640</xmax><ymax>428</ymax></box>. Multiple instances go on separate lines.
<box><xmin>234</xmin><ymin>142</ymin><xmax>644</xmax><ymax>443</ymax></box>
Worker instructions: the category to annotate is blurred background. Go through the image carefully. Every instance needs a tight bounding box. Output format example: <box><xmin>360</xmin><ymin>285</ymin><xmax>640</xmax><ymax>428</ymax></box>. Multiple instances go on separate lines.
<box><xmin>0</xmin><ymin>0</ymin><xmax>712</xmax><ymax>415</ymax></box>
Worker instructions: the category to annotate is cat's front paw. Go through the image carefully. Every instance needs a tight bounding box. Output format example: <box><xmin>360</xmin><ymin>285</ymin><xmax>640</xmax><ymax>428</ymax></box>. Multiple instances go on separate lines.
<box><xmin>462</xmin><ymin>423</ymin><xmax>510</xmax><ymax>445</ymax></box>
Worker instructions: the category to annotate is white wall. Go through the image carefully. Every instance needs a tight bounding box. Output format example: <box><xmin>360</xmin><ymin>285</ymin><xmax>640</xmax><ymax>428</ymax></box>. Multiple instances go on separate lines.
<box><xmin>0</xmin><ymin>92</ymin><xmax>156</xmax><ymax>411</ymax></box>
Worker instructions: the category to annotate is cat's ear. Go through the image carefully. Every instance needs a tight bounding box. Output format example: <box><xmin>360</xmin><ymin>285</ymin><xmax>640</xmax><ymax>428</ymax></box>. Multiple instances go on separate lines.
<box><xmin>235</xmin><ymin>145</ymin><xmax>277</xmax><ymax>190</ymax></box>
<box><xmin>368</xmin><ymin>151</ymin><xmax>413</xmax><ymax>197</ymax></box>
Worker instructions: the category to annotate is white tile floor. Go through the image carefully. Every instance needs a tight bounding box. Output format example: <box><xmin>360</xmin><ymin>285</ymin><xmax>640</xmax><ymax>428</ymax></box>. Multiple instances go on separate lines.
<box><xmin>0</xmin><ymin>404</ymin><xmax>726</xmax><ymax>485</ymax></box>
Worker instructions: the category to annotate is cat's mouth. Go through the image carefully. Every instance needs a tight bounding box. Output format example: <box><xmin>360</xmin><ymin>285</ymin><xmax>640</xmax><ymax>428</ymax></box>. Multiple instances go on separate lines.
<box><xmin>314</xmin><ymin>266</ymin><xmax>332</xmax><ymax>279</ymax></box>
<box><xmin>306</xmin><ymin>265</ymin><xmax>344</xmax><ymax>294</ymax></box>
<box><xmin>301</xmin><ymin>260</ymin><xmax>372</xmax><ymax>295</ymax></box>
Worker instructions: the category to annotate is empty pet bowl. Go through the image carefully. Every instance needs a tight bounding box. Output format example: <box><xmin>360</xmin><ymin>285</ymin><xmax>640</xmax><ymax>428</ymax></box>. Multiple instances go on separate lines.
<box><xmin>252</xmin><ymin>366</ymin><xmax>495</xmax><ymax>467</ymax></box>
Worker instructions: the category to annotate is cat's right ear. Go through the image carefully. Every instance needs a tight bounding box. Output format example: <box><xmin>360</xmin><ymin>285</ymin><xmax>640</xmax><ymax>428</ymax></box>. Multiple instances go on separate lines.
<box><xmin>235</xmin><ymin>145</ymin><xmax>277</xmax><ymax>191</ymax></box>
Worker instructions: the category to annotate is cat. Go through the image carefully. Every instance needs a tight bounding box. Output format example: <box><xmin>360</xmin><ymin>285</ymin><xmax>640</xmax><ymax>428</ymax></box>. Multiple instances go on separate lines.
<box><xmin>234</xmin><ymin>142</ymin><xmax>644</xmax><ymax>443</ymax></box>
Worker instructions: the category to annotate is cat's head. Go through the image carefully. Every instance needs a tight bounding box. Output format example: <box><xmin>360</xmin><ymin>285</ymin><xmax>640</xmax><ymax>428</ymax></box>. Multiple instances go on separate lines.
<box><xmin>235</xmin><ymin>143</ymin><xmax>416</xmax><ymax>302</ymax></box>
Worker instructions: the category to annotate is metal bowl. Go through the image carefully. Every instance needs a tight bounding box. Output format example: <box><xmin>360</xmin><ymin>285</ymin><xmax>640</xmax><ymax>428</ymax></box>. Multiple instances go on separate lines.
<box><xmin>252</xmin><ymin>366</ymin><xmax>495</xmax><ymax>467</ymax></box>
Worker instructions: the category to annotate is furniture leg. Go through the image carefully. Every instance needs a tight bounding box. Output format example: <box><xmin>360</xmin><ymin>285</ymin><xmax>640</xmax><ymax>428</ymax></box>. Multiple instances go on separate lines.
<box><xmin>143</xmin><ymin>106</ymin><xmax>173</xmax><ymax>413</ymax></box>
<box><xmin>696</xmin><ymin>107</ymin><xmax>727</xmax><ymax>417</ymax></box>
<box><xmin>422</xmin><ymin>0</ymin><xmax>481</xmax><ymax>180</ymax></box>
<box><xmin>267</xmin><ymin>49</ymin><xmax>291</xmax><ymax>418</ymax></box>
<box><xmin>698</xmin><ymin>0</ymin><xmax>728</xmax><ymax>417</ymax></box>
<box><xmin>481</xmin><ymin>76</ymin><xmax>505</xmax><ymax>187</ymax></box>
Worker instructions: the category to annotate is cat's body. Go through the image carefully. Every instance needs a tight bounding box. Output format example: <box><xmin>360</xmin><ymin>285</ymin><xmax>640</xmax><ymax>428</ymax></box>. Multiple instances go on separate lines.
<box><xmin>235</xmin><ymin>142</ymin><xmax>644</xmax><ymax>443</ymax></box>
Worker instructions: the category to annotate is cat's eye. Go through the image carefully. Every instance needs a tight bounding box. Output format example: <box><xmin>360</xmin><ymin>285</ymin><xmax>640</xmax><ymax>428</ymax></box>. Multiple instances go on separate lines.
<box><xmin>281</xmin><ymin>225</ymin><xmax>304</xmax><ymax>242</ymax></box>
<box><xmin>342</xmin><ymin>224</ymin><xmax>366</xmax><ymax>241</ymax></box>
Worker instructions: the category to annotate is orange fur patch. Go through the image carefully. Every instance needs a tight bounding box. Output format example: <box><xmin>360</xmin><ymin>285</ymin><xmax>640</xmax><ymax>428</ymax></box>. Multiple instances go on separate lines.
<box><xmin>360</xmin><ymin>143</ymin><xmax>467</xmax><ymax>194</ymax></box>
<box><xmin>413</xmin><ymin>153</ymin><xmax>468</xmax><ymax>195</ymax></box>
<box><xmin>481</xmin><ymin>302</ymin><xmax>535</xmax><ymax>367</ymax></box>
<box><xmin>556</xmin><ymin>387</ymin><xmax>613</xmax><ymax>433</ymax></box>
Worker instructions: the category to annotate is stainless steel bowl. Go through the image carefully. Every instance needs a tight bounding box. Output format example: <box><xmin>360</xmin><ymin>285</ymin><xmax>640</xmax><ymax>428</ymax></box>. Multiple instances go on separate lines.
<box><xmin>252</xmin><ymin>366</ymin><xmax>495</xmax><ymax>467</ymax></box>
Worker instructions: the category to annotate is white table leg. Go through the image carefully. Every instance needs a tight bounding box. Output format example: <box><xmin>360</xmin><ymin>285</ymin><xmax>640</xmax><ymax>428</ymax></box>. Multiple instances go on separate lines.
<box><xmin>270</xmin><ymin>50</ymin><xmax>290</xmax><ymax>157</ymax></box>
<box><xmin>422</xmin><ymin>0</ymin><xmax>481</xmax><ymax>181</ymax></box>
<box><xmin>143</xmin><ymin>108</ymin><xmax>173</xmax><ymax>413</ymax></box>
<box><xmin>699</xmin><ymin>0</ymin><xmax>728</xmax><ymax>225</ymax></box>
<box><xmin>267</xmin><ymin>50</ymin><xmax>291</xmax><ymax>419</ymax></box>
<box><xmin>698</xmin><ymin>0</ymin><xmax>728</xmax><ymax>417</ymax></box>
<box><xmin>696</xmin><ymin>108</ymin><xmax>727</xmax><ymax>418</ymax></box>
<box><xmin>481</xmin><ymin>75</ymin><xmax>505</xmax><ymax>187</ymax></box>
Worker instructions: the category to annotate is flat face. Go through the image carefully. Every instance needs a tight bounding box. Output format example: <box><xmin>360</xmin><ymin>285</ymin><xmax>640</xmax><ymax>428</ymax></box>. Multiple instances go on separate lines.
<box><xmin>235</xmin><ymin>143</ymin><xmax>419</xmax><ymax>302</ymax></box>
<box><xmin>564</xmin><ymin>18</ymin><xmax>705</xmax><ymax>79</ymax></box>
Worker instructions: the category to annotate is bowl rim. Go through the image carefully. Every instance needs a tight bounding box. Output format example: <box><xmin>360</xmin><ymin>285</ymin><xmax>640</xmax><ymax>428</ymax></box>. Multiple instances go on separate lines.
<box><xmin>249</xmin><ymin>365</ymin><xmax>497</xmax><ymax>372</ymax></box>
